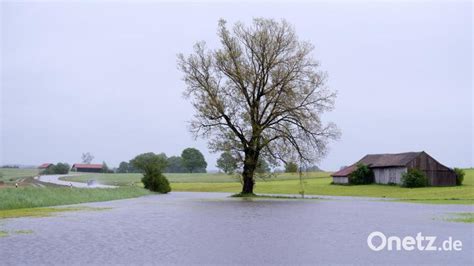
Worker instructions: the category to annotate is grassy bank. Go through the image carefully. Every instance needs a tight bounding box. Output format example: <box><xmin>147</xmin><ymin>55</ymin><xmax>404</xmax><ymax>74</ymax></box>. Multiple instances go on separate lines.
<box><xmin>0</xmin><ymin>187</ymin><xmax>152</xmax><ymax>210</ymax></box>
<box><xmin>0</xmin><ymin>168</ymin><xmax>39</xmax><ymax>184</ymax></box>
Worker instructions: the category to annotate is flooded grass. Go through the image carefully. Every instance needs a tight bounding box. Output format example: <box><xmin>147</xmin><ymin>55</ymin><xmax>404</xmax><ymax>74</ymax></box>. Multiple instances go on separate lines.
<box><xmin>396</xmin><ymin>199</ymin><xmax>474</xmax><ymax>205</ymax></box>
<box><xmin>231</xmin><ymin>193</ymin><xmax>321</xmax><ymax>200</ymax></box>
<box><xmin>0</xmin><ymin>187</ymin><xmax>151</xmax><ymax>210</ymax></box>
<box><xmin>14</xmin><ymin>230</ymin><xmax>34</xmax><ymax>234</ymax></box>
<box><xmin>445</xmin><ymin>213</ymin><xmax>474</xmax><ymax>223</ymax></box>
<box><xmin>0</xmin><ymin>206</ymin><xmax>111</xmax><ymax>219</ymax></box>
<box><xmin>0</xmin><ymin>230</ymin><xmax>8</xmax><ymax>237</ymax></box>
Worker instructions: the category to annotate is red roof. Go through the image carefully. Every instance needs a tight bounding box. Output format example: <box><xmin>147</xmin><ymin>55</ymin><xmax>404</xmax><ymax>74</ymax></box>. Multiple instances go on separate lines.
<box><xmin>72</xmin><ymin>164</ymin><xmax>103</xmax><ymax>169</ymax></box>
<box><xmin>38</xmin><ymin>163</ymin><xmax>53</xmax><ymax>169</ymax></box>
<box><xmin>331</xmin><ymin>165</ymin><xmax>357</xmax><ymax>177</ymax></box>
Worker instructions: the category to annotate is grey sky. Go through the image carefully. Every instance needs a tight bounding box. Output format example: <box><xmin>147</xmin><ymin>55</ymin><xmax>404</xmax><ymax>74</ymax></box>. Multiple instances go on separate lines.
<box><xmin>1</xmin><ymin>1</ymin><xmax>472</xmax><ymax>170</ymax></box>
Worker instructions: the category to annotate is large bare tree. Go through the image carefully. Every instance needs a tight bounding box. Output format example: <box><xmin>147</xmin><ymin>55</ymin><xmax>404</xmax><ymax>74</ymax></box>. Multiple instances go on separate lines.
<box><xmin>178</xmin><ymin>18</ymin><xmax>339</xmax><ymax>194</ymax></box>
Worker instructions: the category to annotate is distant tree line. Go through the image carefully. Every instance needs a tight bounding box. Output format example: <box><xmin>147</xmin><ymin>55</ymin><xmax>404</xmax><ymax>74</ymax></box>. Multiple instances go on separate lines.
<box><xmin>117</xmin><ymin>147</ymin><xmax>207</xmax><ymax>174</ymax></box>
<box><xmin>1</xmin><ymin>165</ymin><xmax>19</xmax><ymax>168</ymax></box>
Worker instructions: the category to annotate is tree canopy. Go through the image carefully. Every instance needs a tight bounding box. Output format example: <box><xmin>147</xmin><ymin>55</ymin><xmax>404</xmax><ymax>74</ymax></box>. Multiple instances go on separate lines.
<box><xmin>117</xmin><ymin>161</ymin><xmax>130</xmax><ymax>173</ymax></box>
<box><xmin>81</xmin><ymin>152</ymin><xmax>94</xmax><ymax>164</ymax></box>
<box><xmin>181</xmin><ymin>148</ymin><xmax>207</xmax><ymax>173</ymax></box>
<box><xmin>166</xmin><ymin>156</ymin><xmax>186</xmax><ymax>173</ymax></box>
<box><xmin>216</xmin><ymin>151</ymin><xmax>238</xmax><ymax>174</ymax></box>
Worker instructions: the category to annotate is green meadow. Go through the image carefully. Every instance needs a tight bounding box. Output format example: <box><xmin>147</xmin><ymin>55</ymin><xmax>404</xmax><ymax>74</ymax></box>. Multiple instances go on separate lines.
<box><xmin>61</xmin><ymin>171</ymin><xmax>329</xmax><ymax>185</ymax></box>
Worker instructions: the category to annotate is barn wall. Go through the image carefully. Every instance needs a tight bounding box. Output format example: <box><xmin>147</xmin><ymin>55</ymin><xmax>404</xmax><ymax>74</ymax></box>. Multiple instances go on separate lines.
<box><xmin>373</xmin><ymin>167</ymin><xmax>407</xmax><ymax>184</ymax></box>
<box><xmin>332</xmin><ymin>176</ymin><xmax>349</xmax><ymax>184</ymax></box>
<box><xmin>76</xmin><ymin>168</ymin><xmax>102</xmax><ymax>173</ymax></box>
<box><xmin>424</xmin><ymin>170</ymin><xmax>457</xmax><ymax>186</ymax></box>
<box><xmin>406</xmin><ymin>152</ymin><xmax>456</xmax><ymax>186</ymax></box>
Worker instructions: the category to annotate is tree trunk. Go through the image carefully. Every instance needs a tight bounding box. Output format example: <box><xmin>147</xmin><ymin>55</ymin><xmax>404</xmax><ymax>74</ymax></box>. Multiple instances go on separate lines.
<box><xmin>241</xmin><ymin>149</ymin><xmax>257</xmax><ymax>194</ymax></box>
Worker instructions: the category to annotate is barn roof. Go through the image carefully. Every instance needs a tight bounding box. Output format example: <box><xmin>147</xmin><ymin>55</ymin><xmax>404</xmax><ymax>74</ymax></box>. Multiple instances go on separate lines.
<box><xmin>331</xmin><ymin>152</ymin><xmax>423</xmax><ymax>177</ymax></box>
<box><xmin>358</xmin><ymin>152</ymin><xmax>422</xmax><ymax>167</ymax></box>
<box><xmin>38</xmin><ymin>163</ymin><xmax>53</xmax><ymax>169</ymax></box>
<box><xmin>331</xmin><ymin>165</ymin><xmax>357</xmax><ymax>177</ymax></box>
<box><xmin>72</xmin><ymin>163</ymin><xmax>103</xmax><ymax>169</ymax></box>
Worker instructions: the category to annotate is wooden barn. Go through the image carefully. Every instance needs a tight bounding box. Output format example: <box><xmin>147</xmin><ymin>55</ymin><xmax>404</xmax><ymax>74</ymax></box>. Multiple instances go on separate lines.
<box><xmin>71</xmin><ymin>163</ymin><xmax>103</xmax><ymax>173</ymax></box>
<box><xmin>331</xmin><ymin>151</ymin><xmax>456</xmax><ymax>186</ymax></box>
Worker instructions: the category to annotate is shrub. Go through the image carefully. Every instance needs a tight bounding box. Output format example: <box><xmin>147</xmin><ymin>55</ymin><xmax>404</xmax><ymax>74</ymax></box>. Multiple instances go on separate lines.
<box><xmin>130</xmin><ymin>152</ymin><xmax>171</xmax><ymax>193</ymax></box>
<box><xmin>349</xmin><ymin>163</ymin><xmax>374</xmax><ymax>185</ymax></box>
<box><xmin>142</xmin><ymin>173</ymin><xmax>171</xmax><ymax>193</ymax></box>
<box><xmin>401</xmin><ymin>169</ymin><xmax>428</xmax><ymax>188</ymax></box>
<box><xmin>454</xmin><ymin>168</ymin><xmax>465</xmax><ymax>186</ymax></box>
<box><xmin>54</xmin><ymin>163</ymin><xmax>70</xmax><ymax>174</ymax></box>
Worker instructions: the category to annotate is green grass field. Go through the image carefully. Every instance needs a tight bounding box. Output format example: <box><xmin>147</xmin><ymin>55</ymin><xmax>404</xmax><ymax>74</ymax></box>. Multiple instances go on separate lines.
<box><xmin>0</xmin><ymin>187</ymin><xmax>152</xmax><ymax>210</ymax></box>
<box><xmin>62</xmin><ymin>169</ymin><xmax>474</xmax><ymax>204</ymax></box>
<box><xmin>0</xmin><ymin>168</ymin><xmax>39</xmax><ymax>183</ymax></box>
<box><xmin>62</xmin><ymin>171</ymin><xmax>329</xmax><ymax>185</ymax></box>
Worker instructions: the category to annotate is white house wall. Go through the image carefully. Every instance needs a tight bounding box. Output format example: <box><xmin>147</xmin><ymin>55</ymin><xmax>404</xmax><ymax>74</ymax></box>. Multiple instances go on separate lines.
<box><xmin>373</xmin><ymin>167</ymin><xmax>407</xmax><ymax>184</ymax></box>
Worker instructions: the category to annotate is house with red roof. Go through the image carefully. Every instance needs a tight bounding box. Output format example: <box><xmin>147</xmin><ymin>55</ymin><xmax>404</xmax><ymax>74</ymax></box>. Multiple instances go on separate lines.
<box><xmin>71</xmin><ymin>163</ymin><xmax>103</xmax><ymax>173</ymax></box>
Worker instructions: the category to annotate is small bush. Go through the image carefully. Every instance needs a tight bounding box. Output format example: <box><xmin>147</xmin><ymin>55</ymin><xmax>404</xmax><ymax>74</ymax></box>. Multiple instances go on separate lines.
<box><xmin>401</xmin><ymin>169</ymin><xmax>428</xmax><ymax>188</ymax></box>
<box><xmin>142</xmin><ymin>173</ymin><xmax>171</xmax><ymax>193</ymax></box>
<box><xmin>130</xmin><ymin>152</ymin><xmax>171</xmax><ymax>193</ymax></box>
<box><xmin>349</xmin><ymin>163</ymin><xmax>374</xmax><ymax>185</ymax></box>
<box><xmin>454</xmin><ymin>168</ymin><xmax>465</xmax><ymax>186</ymax></box>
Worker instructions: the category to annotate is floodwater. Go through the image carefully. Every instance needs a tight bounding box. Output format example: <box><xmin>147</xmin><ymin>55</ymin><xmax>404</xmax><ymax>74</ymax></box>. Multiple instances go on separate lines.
<box><xmin>1</xmin><ymin>192</ymin><xmax>472</xmax><ymax>265</ymax></box>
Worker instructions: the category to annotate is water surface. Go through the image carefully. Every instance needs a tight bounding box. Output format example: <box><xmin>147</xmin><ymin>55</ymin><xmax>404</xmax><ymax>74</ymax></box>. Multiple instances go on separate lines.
<box><xmin>1</xmin><ymin>192</ymin><xmax>472</xmax><ymax>265</ymax></box>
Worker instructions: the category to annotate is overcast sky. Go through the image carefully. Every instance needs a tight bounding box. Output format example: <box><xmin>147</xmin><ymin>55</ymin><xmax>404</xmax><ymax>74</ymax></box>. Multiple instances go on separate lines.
<box><xmin>1</xmin><ymin>1</ymin><xmax>472</xmax><ymax>170</ymax></box>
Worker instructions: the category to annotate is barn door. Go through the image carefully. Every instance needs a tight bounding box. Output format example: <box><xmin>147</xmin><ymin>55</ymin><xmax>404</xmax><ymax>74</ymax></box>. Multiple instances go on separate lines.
<box><xmin>389</xmin><ymin>169</ymin><xmax>396</xmax><ymax>183</ymax></box>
